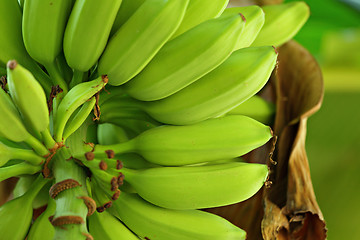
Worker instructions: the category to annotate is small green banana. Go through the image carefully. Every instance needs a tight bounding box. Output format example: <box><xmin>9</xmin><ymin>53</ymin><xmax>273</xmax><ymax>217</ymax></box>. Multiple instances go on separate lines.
<box><xmin>0</xmin><ymin>175</ymin><xmax>48</xmax><ymax>240</ymax></box>
<box><xmin>7</xmin><ymin>60</ymin><xmax>50</xmax><ymax>135</ymax></box>
<box><xmin>0</xmin><ymin>141</ymin><xmax>44</xmax><ymax>167</ymax></box>
<box><xmin>110</xmin><ymin>0</ymin><xmax>146</xmax><ymax>36</ymax></box>
<box><xmin>22</xmin><ymin>0</ymin><xmax>74</xmax><ymax>92</ymax></box>
<box><xmin>251</xmin><ymin>2</ymin><xmax>310</xmax><ymax>47</ymax></box>
<box><xmin>109</xmin><ymin>192</ymin><xmax>247</xmax><ymax>240</ymax></box>
<box><xmin>0</xmin><ymin>0</ymin><xmax>52</xmax><ymax>93</ymax></box>
<box><xmin>136</xmin><ymin>46</ymin><xmax>277</xmax><ymax>125</ymax></box>
<box><xmin>123</xmin><ymin>13</ymin><xmax>246</xmax><ymax>101</ymax></box>
<box><xmin>171</xmin><ymin>0</ymin><xmax>229</xmax><ymax>39</ymax></box>
<box><xmin>0</xmin><ymin>162</ymin><xmax>42</xmax><ymax>182</ymax></box>
<box><xmin>122</xmin><ymin>162</ymin><xmax>268</xmax><ymax>209</ymax></box>
<box><xmin>63</xmin><ymin>0</ymin><xmax>122</xmax><ymax>72</ymax></box>
<box><xmin>226</xmin><ymin>95</ymin><xmax>275</xmax><ymax>124</ymax></box>
<box><xmin>88</xmin><ymin>210</ymin><xmax>139</xmax><ymax>240</ymax></box>
<box><xmin>90</xmin><ymin>115</ymin><xmax>273</xmax><ymax>166</ymax></box>
<box><xmin>63</xmin><ymin>96</ymin><xmax>97</xmax><ymax>141</ymax></box>
<box><xmin>223</xmin><ymin>5</ymin><xmax>265</xmax><ymax>49</ymax></box>
<box><xmin>98</xmin><ymin>0</ymin><xmax>189</xmax><ymax>86</ymax></box>
<box><xmin>27</xmin><ymin>197</ymin><xmax>56</xmax><ymax>240</ymax></box>
<box><xmin>54</xmin><ymin>75</ymin><xmax>107</xmax><ymax>142</ymax></box>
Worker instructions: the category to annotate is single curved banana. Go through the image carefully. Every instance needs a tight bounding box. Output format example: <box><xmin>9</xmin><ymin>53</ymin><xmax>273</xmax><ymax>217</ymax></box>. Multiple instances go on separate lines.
<box><xmin>223</xmin><ymin>5</ymin><xmax>265</xmax><ymax>49</ymax></box>
<box><xmin>22</xmin><ymin>0</ymin><xmax>73</xmax><ymax>92</ymax></box>
<box><xmin>0</xmin><ymin>175</ymin><xmax>48</xmax><ymax>240</ymax></box>
<box><xmin>251</xmin><ymin>2</ymin><xmax>310</xmax><ymax>47</ymax></box>
<box><xmin>54</xmin><ymin>75</ymin><xmax>107</xmax><ymax>142</ymax></box>
<box><xmin>0</xmin><ymin>162</ymin><xmax>42</xmax><ymax>182</ymax></box>
<box><xmin>98</xmin><ymin>0</ymin><xmax>189</xmax><ymax>86</ymax></box>
<box><xmin>0</xmin><ymin>0</ymin><xmax>52</xmax><ymax>94</ymax></box>
<box><xmin>88</xmin><ymin>210</ymin><xmax>139</xmax><ymax>240</ymax></box>
<box><xmin>226</xmin><ymin>95</ymin><xmax>275</xmax><ymax>124</ymax></box>
<box><xmin>27</xmin><ymin>197</ymin><xmax>56</xmax><ymax>240</ymax></box>
<box><xmin>63</xmin><ymin>0</ymin><xmax>122</xmax><ymax>72</ymax></box>
<box><xmin>171</xmin><ymin>0</ymin><xmax>229</xmax><ymax>39</ymax></box>
<box><xmin>109</xmin><ymin>192</ymin><xmax>247</xmax><ymax>240</ymax></box>
<box><xmin>91</xmin><ymin>115</ymin><xmax>273</xmax><ymax>166</ymax></box>
<box><xmin>63</xmin><ymin>96</ymin><xmax>97</xmax><ymax>141</ymax></box>
<box><xmin>110</xmin><ymin>0</ymin><xmax>146</xmax><ymax>36</ymax></box>
<box><xmin>7</xmin><ymin>60</ymin><xmax>50</xmax><ymax>135</ymax></box>
<box><xmin>123</xmin><ymin>13</ymin><xmax>246</xmax><ymax>101</ymax></box>
<box><xmin>0</xmin><ymin>141</ymin><xmax>44</xmax><ymax>167</ymax></box>
<box><xmin>121</xmin><ymin>162</ymin><xmax>268</xmax><ymax>209</ymax></box>
<box><xmin>138</xmin><ymin>46</ymin><xmax>277</xmax><ymax>125</ymax></box>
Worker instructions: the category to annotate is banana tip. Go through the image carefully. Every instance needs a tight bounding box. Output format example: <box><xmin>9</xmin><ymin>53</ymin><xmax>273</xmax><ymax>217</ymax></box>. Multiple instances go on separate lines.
<box><xmin>239</xmin><ymin>13</ymin><xmax>246</xmax><ymax>22</ymax></box>
<box><xmin>7</xmin><ymin>60</ymin><xmax>18</xmax><ymax>70</ymax></box>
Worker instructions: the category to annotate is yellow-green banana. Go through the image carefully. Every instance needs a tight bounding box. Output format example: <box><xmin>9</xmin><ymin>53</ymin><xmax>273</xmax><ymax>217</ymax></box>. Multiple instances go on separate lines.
<box><xmin>110</xmin><ymin>0</ymin><xmax>146</xmax><ymax>36</ymax></box>
<box><xmin>136</xmin><ymin>46</ymin><xmax>277</xmax><ymax>125</ymax></box>
<box><xmin>0</xmin><ymin>175</ymin><xmax>48</xmax><ymax>240</ymax></box>
<box><xmin>88</xmin><ymin>210</ymin><xmax>139</xmax><ymax>240</ymax></box>
<box><xmin>122</xmin><ymin>162</ymin><xmax>268</xmax><ymax>209</ymax></box>
<box><xmin>7</xmin><ymin>61</ymin><xmax>50</xmax><ymax>135</ymax></box>
<box><xmin>90</xmin><ymin>115</ymin><xmax>273</xmax><ymax>166</ymax></box>
<box><xmin>223</xmin><ymin>5</ymin><xmax>265</xmax><ymax>49</ymax></box>
<box><xmin>109</xmin><ymin>192</ymin><xmax>247</xmax><ymax>240</ymax></box>
<box><xmin>27</xmin><ymin>197</ymin><xmax>56</xmax><ymax>240</ymax></box>
<box><xmin>63</xmin><ymin>0</ymin><xmax>122</xmax><ymax>72</ymax></box>
<box><xmin>227</xmin><ymin>95</ymin><xmax>275</xmax><ymax>124</ymax></box>
<box><xmin>0</xmin><ymin>0</ymin><xmax>52</xmax><ymax>93</ymax></box>
<box><xmin>0</xmin><ymin>162</ymin><xmax>42</xmax><ymax>182</ymax></box>
<box><xmin>171</xmin><ymin>0</ymin><xmax>229</xmax><ymax>39</ymax></box>
<box><xmin>0</xmin><ymin>141</ymin><xmax>44</xmax><ymax>167</ymax></box>
<box><xmin>251</xmin><ymin>2</ymin><xmax>310</xmax><ymax>47</ymax></box>
<box><xmin>98</xmin><ymin>0</ymin><xmax>189</xmax><ymax>86</ymax></box>
<box><xmin>123</xmin><ymin>13</ymin><xmax>246</xmax><ymax>101</ymax></box>
<box><xmin>22</xmin><ymin>0</ymin><xmax>73</xmax><ymax>92</ymax></box>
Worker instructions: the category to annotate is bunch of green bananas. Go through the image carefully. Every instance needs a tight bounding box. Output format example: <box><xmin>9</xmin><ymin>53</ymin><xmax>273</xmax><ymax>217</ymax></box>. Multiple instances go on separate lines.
<box><xmin>0</xmin><ymin>0</ymin><xmax>309</xmax><ymax>239</ymax></box>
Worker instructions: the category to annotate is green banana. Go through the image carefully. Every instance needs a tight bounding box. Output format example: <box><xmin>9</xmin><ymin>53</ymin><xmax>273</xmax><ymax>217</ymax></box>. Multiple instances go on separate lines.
<box><xmin>63</xmin><ymin>0</ymin><xmax>122</xmax><ymax>72</ymax></box>
<box><xmin>119</xmin><ymin>153</ymin><xmax>160</xmax><ymax>170</ymax></box>
<box><xmin>109</xmin><ymin>192</ymin><xmax>247</xmax><ymax>240</ymax></box>
<box><xmin>7</xmin><ymin>60</ymin><xmax>50</xmax><ymax>135</ymax></box>
<box><xmin>227</xmin><ymin>95</ymin><xmax>275</xmax><ymax>124</ymax></box>
<box><xmin>134</xmin><ymin>46</ymin><xmax>277</xmax><ymax>125</ymax></box>
<box><xmin>122</xmin><ymin>162</ymin><xmax>268</xmax><ymax>209</ymax></box>
<box><xmin>251</xmin><ymin>2</ymin><xmax>310</xmax><ymax>47</ymax></box>
<box><xmin>171</xmin><ymin>0</ymin><xmax>229</xmax><ymax>39</ymax></box>
<box><xmin>0</xmin><ymin>162</ymin><xmax>42</xmax><ymax>182</ymax></box>
<box><xmin>223</xmin><ymin>5</ymin><xmax>265</xmax><ymax>49</ymax></box>
<box><xmin>123</xmin><ymin>13</ymin><xmax>246</xmax><ymax>101</ymax></box>
<box><xmin>98</xmin><ymin>0</ymin><xmax>189</xmax><ymax>86</ymax></box>
<box><xmin>0</xmin><ymin>175</ymin><xmax>48</xmax><ymax>240</ymax></box>
<box><xmin>0</xmin><ymin>0</ymin><xmax>52</xmax><ymax>94</ymax></box>
<box><xmin>27</xmin><ymin>197</ymin><xmax>56</xmax><ymax>240</ymax></box>
<box><xmin>97</xmin><ymin>123</ymin><xmax>130</xmax><ymax>145</ymax></box>
<box><xmin>90</xmin><ymin>115</ymin><xmax>273</xmax><ymax>166</ymax></box>
<box><xmin>88</xmin><ymin>210</ymin><xmax>139</xmax><ymax>240</ymax></box>
<box><xmin>0</xmin><ymin>141</ymin><xmax>44</xmax><ymax>167</ymax></box>
<box><xmin>54</xmin><ymin>75</ymin><xmax>107</xmax><ymax>142</ymax></box>
<box><xmin>22</xmin><ymin>0</ymin><xmax>73</xmax><ymax>92</ymax></box>
<box><xmin>110</xmin><ymin>0</ymin><xmax>146</xmax><ymax>36</ymax></box>
<box><xmin>63</xmin><ymin>96</ymin><xmax>96</xmax><ymax>141</ymax></box>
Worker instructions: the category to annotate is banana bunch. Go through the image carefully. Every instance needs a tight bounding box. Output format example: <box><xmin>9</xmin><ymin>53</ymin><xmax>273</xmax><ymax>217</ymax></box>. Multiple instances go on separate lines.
<box><xmin>0</xmin><ymin>0</ymin><xmax>310</xmax><ymax>239</ymax></box>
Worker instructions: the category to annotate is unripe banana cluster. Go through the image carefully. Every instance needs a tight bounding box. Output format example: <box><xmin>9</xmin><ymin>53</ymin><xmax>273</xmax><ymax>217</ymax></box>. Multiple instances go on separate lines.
<box><xmin>0</xmin><ymin>0</ymin><xmax>309</xmax><ymax>239</ymax></box>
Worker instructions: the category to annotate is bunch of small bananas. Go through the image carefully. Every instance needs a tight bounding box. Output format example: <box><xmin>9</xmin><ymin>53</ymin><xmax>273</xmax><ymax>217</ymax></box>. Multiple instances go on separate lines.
<box><xmin>0</xmin><ymin>0</ymin><xmax>309</xmax><ymax>239</ymax></box>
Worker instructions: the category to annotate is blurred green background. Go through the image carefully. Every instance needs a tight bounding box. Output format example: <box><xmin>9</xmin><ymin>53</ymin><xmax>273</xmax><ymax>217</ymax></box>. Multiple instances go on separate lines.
<box><xmin>286</xmin><ymin>0</ymin><xmax>360</xmax><ymax>239</ymax></box>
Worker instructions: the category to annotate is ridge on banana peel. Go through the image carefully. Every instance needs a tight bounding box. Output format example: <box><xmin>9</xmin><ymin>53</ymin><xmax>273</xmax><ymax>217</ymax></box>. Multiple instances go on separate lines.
<box><xmin>122</xmin><ymin>161</ymin><xmax>269</xmax><ymax>210</ymax></box>
<box><xmin>109</xmin><ymin>192</ymin><xmax>247</xmax><ymax>240</ymax></box>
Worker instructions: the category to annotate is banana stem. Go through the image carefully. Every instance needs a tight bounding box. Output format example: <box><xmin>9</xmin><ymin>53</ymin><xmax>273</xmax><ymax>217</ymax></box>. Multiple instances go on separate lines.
<box><xmin>51</xmin><ymin>147</ymin><xmax>91</xmax><ymax>239</ymax></box>
<box><xmin>56</xmin><ymin>53</ymin><xmax>73</xmax><ymax>83</ymax></box>
<box><xmin>24</xmin><ymin>134</ymin><xmax>49</xmax><ymax>156</ymax></box>
<box><xmin>41</xmin><ymin>128</ymin><xmax>57</xmax><ymax>149</ymax></box>
<box><xmin>0</xmin><ymin>162</ymin><xmax>42</xmax><ymax>182</ymax></box>
<box><xmin>69</xmin><ymin>70</ymin><xmax>85</xmax><ymax>88</ymax></box>
<box><xmin>44</xmin><ymin>61</ymin><xmax>68</xmax><ymax>94</ymax></box>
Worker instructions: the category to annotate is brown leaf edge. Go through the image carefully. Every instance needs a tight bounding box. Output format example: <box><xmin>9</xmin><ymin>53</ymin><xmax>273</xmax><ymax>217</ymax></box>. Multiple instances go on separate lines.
<box><xmin>206</xmin><ymin>40</ymin><xmax>327</xmax><ymax>240</ymax></box>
